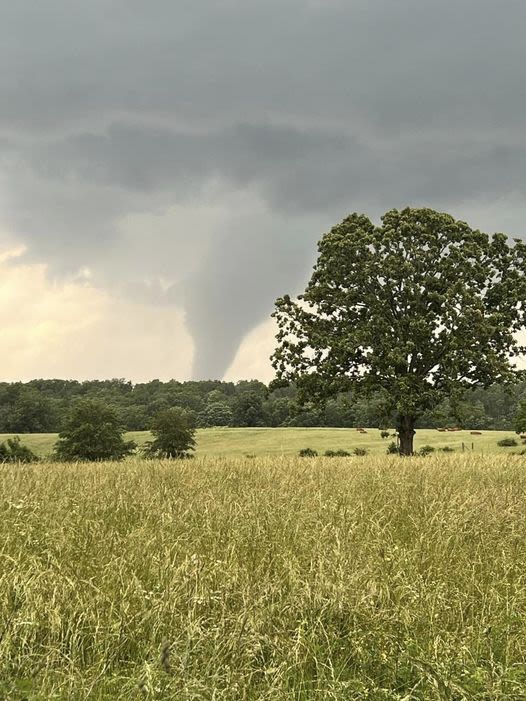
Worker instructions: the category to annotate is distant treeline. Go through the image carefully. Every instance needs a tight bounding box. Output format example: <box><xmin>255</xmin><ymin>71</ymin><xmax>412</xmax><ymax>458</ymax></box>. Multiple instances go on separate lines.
<box><xmin>0</xmin><ymin>378</ymin><xmax>523</xmax><ymax>433</ymax></box>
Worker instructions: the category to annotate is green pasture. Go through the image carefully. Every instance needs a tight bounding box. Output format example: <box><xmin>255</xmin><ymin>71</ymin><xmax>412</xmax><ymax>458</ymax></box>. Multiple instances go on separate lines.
<box><xmin>0</xmin><ymin>426</ymin><xmax>521</xmax><ymax>458</ymax></box>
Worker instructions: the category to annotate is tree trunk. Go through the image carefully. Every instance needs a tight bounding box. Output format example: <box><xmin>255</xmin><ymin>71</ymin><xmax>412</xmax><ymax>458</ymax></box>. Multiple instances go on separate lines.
<box><xmin>398</xmin><ymin>415</ymin><xmax>415</xmax><ymax>456</ymax></box>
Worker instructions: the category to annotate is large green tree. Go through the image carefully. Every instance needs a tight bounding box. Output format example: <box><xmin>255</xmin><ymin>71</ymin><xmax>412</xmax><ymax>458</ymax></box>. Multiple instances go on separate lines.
<box><xmin>272</xmin><ymin>208</ymin><xmax>526</xmax><ymax>455</ymax></box>
<box><xmin>54</xmin><ymin>400</ymin><xmax>136</xmax><ymax>461</ymax></box>
<box><xmin>144</xmin><ymin>407</ymin><xmax>196</xmax><ymax>459</ymax></box>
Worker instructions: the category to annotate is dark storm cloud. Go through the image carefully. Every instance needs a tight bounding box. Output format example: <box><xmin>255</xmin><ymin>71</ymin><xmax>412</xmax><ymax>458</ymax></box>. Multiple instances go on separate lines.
<box><xmin>1</xmin><ymin>0</ymin><xmax>526</xmax><ymax>378</ymax></box>
<box><xmin>3</xmin><ymin>0</ymin><xmax>526</xmax><ymax>133</ymax></box>
<box><xmin>25</xmin><ymin>121</ymin><xmax>526</xmax><ymax>213</ymax></box>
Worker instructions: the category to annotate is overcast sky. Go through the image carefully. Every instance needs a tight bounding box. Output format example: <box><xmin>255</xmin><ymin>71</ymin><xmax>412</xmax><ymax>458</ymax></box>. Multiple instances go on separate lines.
<box><xmin>1</xmin><ymin>0</ymin><xmax>526</xmax><ymax>382</ymax></box>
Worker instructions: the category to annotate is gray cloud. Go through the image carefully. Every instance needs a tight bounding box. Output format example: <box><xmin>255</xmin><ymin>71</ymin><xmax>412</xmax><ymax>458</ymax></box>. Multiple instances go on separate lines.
<box><xmin>1</xmin><ymin>0</ymin><xmax>526</xmax><ymax>378</ymax></box>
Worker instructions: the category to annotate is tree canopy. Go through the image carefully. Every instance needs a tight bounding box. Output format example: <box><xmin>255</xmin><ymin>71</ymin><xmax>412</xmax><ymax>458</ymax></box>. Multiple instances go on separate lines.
<box><xmin>272</xmin><ymin>208</ymin><xmax>526</xmax><ymax>454</ymax></box>
<box><xmin>0</xmin><ymin>377</ymin><xmax>523</xmax><ymax>434</ymax></box>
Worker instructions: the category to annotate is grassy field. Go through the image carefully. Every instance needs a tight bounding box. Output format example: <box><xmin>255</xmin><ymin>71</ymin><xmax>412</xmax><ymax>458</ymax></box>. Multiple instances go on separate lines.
<box><xmin>1</xmin><ymin>454</ymin><xmax>526</xmax><ymax>699</ymax></box>
<box><xmin>0</xmin><ymin>426</ymin><xmax>521</xmax><ymax>458</ymax></box>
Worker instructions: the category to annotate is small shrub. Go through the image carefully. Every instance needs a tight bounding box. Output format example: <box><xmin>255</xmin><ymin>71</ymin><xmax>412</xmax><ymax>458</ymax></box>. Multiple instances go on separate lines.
<box><xmin>497</xmin><ymin>437</ymin><xmax>518</xmax><ymax>447</ymax></box>
<box><xmin>353</xmin><ymin>447</ymin><xmax>368</xmax><ymax>456</ymax></box>
<box><xmin>380</xmin><ymin>430</ymin><xmax>390</xmax><ymax>439</ymax></box>
<box><xmin>298</xmin><ymin>448</ymin><xmax>318</xmax><ymax>457</ymax></box>
<box><xmin>439</xmin><ymin>446</ymin><xmax>455</xmax><ymax>452</ymax></box>
<box><xmin>419</xmin><ymin>445</ymin><xmax>435</xmax><ymax>456</ymax></box>
<box><xmin>0</xmin><ymin>436</ymin><xmax>39</xmax><ymax>464</ymax></box>
<box><xmin>324</xmin><ymin>449</ymin><xmax>351</xmax><ymax>457</ymax></box>
<box><xmin>386</xmin><ymin>441</ymin><xmax>399</xmax><ymax>455</ymax></box>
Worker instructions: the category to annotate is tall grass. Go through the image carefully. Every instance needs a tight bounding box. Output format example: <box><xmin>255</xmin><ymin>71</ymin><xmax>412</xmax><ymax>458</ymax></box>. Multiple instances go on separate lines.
<box><xmin>1</xmin><ymin>455</ymin><xmax>526</xmax><ymax>699</ymax></box>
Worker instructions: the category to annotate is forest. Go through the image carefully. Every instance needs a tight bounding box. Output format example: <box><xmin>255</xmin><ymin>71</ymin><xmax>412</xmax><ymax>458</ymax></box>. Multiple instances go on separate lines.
<box><xmin>0</xmin><ymin>377</ymin><xmax>522</xmax><ymax>433</ymax></box>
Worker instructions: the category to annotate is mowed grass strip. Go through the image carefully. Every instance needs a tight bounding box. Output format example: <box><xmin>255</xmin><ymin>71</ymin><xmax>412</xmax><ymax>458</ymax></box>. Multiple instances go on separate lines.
<box><xmin>1</xmin><ymin>455</ymin><xmax>526</xmax><ymax>699</ymax></box>
<box><xmin>0</xmin><ymin>426</ymin><xmax>520</xmax><ymax>458</ymax></box>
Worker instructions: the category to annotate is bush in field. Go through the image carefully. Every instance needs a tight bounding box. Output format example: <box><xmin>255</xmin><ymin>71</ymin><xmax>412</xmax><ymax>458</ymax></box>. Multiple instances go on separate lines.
<box><xmin>144</xmin><ymin>407</ymin><xmax>196</xmax><ymax>459</ymax></box>
<box><xmin>440</xmin><ymin>446</ymin><xmax>455</xmax><ymax>452</ymax></box>
<box><xmin>298</xmin><ymin>448</ymin><xmax>318</xmax><ymax>457</ymax></box>
<box><xmin>497</xmin><ymin>437</ymin><xmax>518</xmax><ymax>447</ymax></box>
<box><xmin>386</xmin><ymin>441</ymin><xmax>399</xmax><ymax>455</ymax></box>
<box><xmin>54</xmin><ymin>400</ymin><xmax>136</xmax><ymax>461</ymax></box>
<box><xmin>380</xmin><ymin>430</ymin><xmax>390</xmax><ymax>439</ymax></box>
<box><xmin>353</xmin><ymin>447</ymin><xmax>368</xmax><ymax>456</ymax></box>
<box><xmin>0</xmin><ymin>436</ymin><xmax>39</xmax><ymax>463</ymax></box>
<box><xmin>324</xmin><ymin>449</ymin><xmax>351</xmax><ymax>457</ymax></box>
<box><xmin>419</xmin><ymin>445</ymin><xmax>436</xmax><ymax>456</ymax></box>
